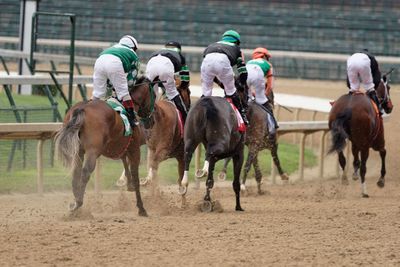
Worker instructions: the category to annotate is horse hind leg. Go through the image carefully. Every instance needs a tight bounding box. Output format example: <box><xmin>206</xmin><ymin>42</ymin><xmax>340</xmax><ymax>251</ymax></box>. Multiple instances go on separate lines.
<box><xmin>338</xmin><ymin>151</ymin><xmax>349</xmax><ymax>185</ymax></box>
<box><xmin>352</xmin><ymin>145</ymin><xmax>360</xmax><ymax>181</ymax></box>
<box><xmin>70</xmin><ymin>150</ymin><xmax>98</xmax><ymax>211</ymax></box>
<box><xmin>252</xmin><ymin>154</ymin><xmax>265</xmax><ymax>195</ymax></box>
<box><xmin>377</xmin><ymin>148</ymin><xmax>386</xmax><ymax>188</ymax></box>
<box><xmin>241</xmin><ymin>148</ymin><xmax>255</xmax><ymax>193</ymax></box>
<box><xmin>270</xmin><ymin>142</ymin><xmax>289</xmax><ymax>181</ymax></box>
<box><xmin>200</xmin><ymin>158</ymin><xmax>216</xmax><ymax>212</ymax></box>
<box><xmin>233</xmin><ymin>152</ymin><xmax>244</xmax><ymax>211</ymax></box>
<box><xmin>359</xmin><ymin>149</ymin><xmax>370</xmax><ymax>198</ymax></box>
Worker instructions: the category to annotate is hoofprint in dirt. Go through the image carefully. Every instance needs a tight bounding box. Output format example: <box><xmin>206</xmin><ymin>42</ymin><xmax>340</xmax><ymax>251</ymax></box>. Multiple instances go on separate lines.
<box><xmin>0</xmin><ymin>178</ymin><xmax>400</xmax><ymax>266</ymax></box>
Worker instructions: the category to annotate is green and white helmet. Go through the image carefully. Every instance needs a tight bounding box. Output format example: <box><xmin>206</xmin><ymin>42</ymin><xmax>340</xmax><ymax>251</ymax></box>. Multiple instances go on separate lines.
<box><xmin>222</xmin><ymin>30</ymin><xmax>241</xmax><ymax>44</ymax></box>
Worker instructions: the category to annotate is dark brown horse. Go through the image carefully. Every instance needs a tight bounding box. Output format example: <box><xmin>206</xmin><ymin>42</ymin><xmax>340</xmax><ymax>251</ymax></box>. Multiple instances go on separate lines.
<box><xmin>328</xmin><ymin>71</ymin><xmax>394</xmax><ymax>197</ymax></box>
<box><xmin>139</xmin><ymin>82</ymin><xmax>191</xmax><ymax>193</ymax></box>
<box><xmin>197</xmin><ymin>88</ymin><xmax>288</xmax><ymax>194</ymax></box>
<box><xmin>179</xmin><ymin>85</ymin><xmax>248</xmax><ymax>212</ymax></box>
<box><xmin>55</xmin><ymin>76</ymin><xmax>155</xmax><ymax>216</ymax></box>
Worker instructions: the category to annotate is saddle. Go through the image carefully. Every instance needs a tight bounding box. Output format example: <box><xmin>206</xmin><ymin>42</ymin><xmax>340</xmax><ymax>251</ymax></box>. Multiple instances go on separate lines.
<box><xmin>106</xmin><ymin>97</ymin><xmax>132</xmax><ymax>136</ymax></box>
<box><xmin>225</xmin><ymin>98</ymin><xmax>246</xmax><ymax>133</ymax></box>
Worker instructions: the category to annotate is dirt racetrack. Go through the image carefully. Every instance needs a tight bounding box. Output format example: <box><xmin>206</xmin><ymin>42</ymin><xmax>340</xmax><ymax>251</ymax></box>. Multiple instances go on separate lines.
<box><xmin>1</xmin><ymin>79</ymin><xmax>399</xmax><ymax>266</ymax></box>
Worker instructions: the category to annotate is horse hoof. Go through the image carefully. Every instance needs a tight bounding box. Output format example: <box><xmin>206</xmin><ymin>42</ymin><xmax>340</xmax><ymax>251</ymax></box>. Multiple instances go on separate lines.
<box><xmin>178</xmin><ymin>185</ymin><xmax>187</xmax><ymax>195</ymax></box>
<box><xmin>195</xmin><ymin>169</ymin><xmax>208</xmax><ymax>178</ymax></box>
<box><xmin>352</xmin><ymin>173</ymin><xmax>359</xmax><ymax>181</ymax></box>
<box><xmin>116</xmin><ymin>178</ymin><xmax>127</xmax><ymax>187</ymax></box>
<box><xmin>138</xmin><ymin>209</ymin><xmax>148</xmax><ymax>217</ymax></box>
<box><xmin>377</xmin><ymin>180</ymin><xmax>385</xmax><ymax>188</ymax></box>
<box><xmin>218</xmin><ymin>172</ymin><xmax>227</xmax><ymax>181</ymax></box>
<box><xmin>235</xmin><ymin>206</ymin><xmax>244</xmax><ymax>211</ymax></box>
<box><xmin>341</xmin><ymin>179</ymin><xmax>349</xmax><ymax>186</ymax></box>
<box><xmin>140</xmin><ymin>177</ymin><xmax>151</xmax><ymax>186</ymax></box>
<box><xmin>281</xmin><ymin>173</ymin><xmax>289</xmax><ymax>181</ymax></box>
<box><xmin>127</xmin><ymin>184</ymin><xmax>135</xmax><ymax>192</ymax></box>
<box><xmin>200</xmin><ymin>200</ymin><xmax>213</xmax><ymax>212</ymax></box>
<box><xmin>362</xmin><ymin>193</ymin><xmax>370</xmax><ymax>198</ymax></box>
<box><xmin>69</xmin><ymin>201</ymin><xmax>82</xmax><ymax>212</ymax></box>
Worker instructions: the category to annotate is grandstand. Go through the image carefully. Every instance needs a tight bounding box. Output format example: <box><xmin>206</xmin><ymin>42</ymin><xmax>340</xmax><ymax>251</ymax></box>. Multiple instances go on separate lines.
<box><xmin>1</xmin><ymin>0</ymin><xmax>399</xmax><ymax>80</ymax></box>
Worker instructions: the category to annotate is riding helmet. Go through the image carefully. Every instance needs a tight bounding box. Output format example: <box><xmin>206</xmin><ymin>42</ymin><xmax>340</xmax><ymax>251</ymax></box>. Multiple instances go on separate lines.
<box><xmin>252</xmin><ymin>47</ymin><xmax>272</xmax><ymax>60</ymax></box>
<box><xmin>165</xmin><ymin>41</ymin><xmax>182</xmax><ymax>51</ymax></box>
<box><xmin>222</xmin><ymin>30</ymin><xmax>241</xmax><ymax>45</ymax></box>
<box><xmin>119</xmin><ymin>35</ymin><xmax>138</xmax><ymax>51</ymax></box>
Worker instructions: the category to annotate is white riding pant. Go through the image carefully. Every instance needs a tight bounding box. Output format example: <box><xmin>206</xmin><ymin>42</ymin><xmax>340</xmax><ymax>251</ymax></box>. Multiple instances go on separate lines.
<box><xmin>92</xmin><ymin>54</ymin><xmax>130</xmax><ymax>101</ymax></box>
<box><xmin>246</xmin><ymin>64</ymin><xmax>268</xmax><ymax>105</ymax></box>
<box><xmin>201</xmin><ymin>53</ymin><xmax>236</xmax><ymax>96</ymax></box>
<box><xmin>347</xmin><ymin>53</ymin><xmax>374</xmax><ymax>93</ymax></box>
<box><xmin>146</xmin><ymin>55</ymin><xmax>179</xmax><ymax>100</ymax></box>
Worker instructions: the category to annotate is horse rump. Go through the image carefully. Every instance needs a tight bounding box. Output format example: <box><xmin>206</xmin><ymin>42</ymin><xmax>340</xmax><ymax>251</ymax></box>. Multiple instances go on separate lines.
<box><xmin>328</xmin><ymin>108</ymin><xmax>351</xmax><ymax>153</ymax></box>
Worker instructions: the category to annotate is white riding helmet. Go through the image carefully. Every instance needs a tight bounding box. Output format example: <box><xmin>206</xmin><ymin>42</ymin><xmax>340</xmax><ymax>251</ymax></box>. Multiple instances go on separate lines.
<box><xmin>119</xmin><ymin>35</ymin><xmax>138</xmax><ymax>51</ymax></box>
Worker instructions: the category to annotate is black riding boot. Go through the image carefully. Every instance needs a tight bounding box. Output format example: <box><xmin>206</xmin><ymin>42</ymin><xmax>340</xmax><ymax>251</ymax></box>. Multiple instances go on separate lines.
<box><xmin>228</xmin><ymin>92</ymin><xmax>249</xmax><ymax>126</ymax></box>
<box><xmin>262</xmin><ymin>102</ymin><xmax>277</xmax><ymax>142</ymax></box>
<box><xmin>172</xmin><ymin>95</ymin><xmax>188</xmax><ymax>122</ymax></box>
<box><xmin>367</xmin><ymin>90</ymin><xmax>382</xmax><ymax>115</ymax></box>
<box><xmin>126</xmin><ymin>107</ymin><xmax>139</xmax><ymax>127</ymax></box>
<box><xmin>122</xmin><ymin>99</ymin><xmax>139</xmax><ymax>128</ymax></box>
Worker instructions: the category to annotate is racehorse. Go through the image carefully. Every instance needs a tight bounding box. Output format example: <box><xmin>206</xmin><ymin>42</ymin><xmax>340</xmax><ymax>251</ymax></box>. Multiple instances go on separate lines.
<box><xmin>55</xmin><ymin>76</ymin><xmax>155</xmax><ymax>216</ymax></box>
<box><xmin>179</xmin><ymin>86</ymin><xmax>248</xmax><ymax>212</ymax></box>
<box><xmin>196</xmin><ymin>85</ymin><xmax>289</xmax><ymax>195</ymax></box>
<box><xmin>139</xmin><ymin>81</ymin><xmax>191</xmax><ymax>193</ymax></box>
<box><xmin>217</xmin><ymin>101</ymin><xmax>290</xmax><ymax>195</ymax></box>
<box><xmin>328</xmin><ymin>70</ymin><xmax>394</xmax><ymax>197</ymax></box>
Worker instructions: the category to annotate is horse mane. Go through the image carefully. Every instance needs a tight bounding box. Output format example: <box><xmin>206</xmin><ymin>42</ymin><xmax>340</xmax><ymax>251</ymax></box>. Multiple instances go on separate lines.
<box><xmin>135</xmin><ymin>75</ymin><xmax>150</xmax><ymax>84</ymax></box>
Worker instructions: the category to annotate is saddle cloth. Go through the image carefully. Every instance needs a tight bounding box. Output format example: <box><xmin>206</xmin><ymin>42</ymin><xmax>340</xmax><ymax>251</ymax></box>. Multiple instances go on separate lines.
<box><xmin>106</xmin><ymin>97</ymin><xmax>132</xmax><ymax>136</ymax></box>
<box><xmin>225</xmin><ymin>98</ymin><xmax>246</xmax><ymax>133</ymax></box>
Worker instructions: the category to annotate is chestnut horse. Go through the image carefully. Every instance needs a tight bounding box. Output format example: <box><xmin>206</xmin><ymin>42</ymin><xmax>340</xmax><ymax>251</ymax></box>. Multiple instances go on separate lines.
<box><xmin>55</xmin><ymin>76</ymin><xmax>155</xmax><ymax>216</ymax></box>
<box><xmin>328</xmin><ymin>71</ymin><xmax>394</xmax><ymax>197</ymax></box>
<box><xmin>139</xmin><ymin>82</ymin><xmax>191</xmax><ymax>192</ymax></box>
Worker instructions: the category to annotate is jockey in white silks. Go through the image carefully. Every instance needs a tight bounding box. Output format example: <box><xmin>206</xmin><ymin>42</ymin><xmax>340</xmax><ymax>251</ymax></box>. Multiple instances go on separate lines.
<box><xmin>200</xmin><ymin>30</ymin><xmax>249</xmax><ymax>125</ymax></box>
<box><xmin>145</xmin><ymin>41</ymin><xmax>190</xmax><ymax>122</ymax></box>
<box><xmin>347</xmin><ymin>49</ymin><xmax>383</xmax><ymax>114</ymax></box>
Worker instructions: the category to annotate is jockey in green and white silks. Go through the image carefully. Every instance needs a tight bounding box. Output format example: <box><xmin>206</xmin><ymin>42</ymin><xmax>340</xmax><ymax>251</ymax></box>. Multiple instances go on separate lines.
<box><xmin>246</xmin><ymin>47</ymin><xmax>278</xmax><ymax>140</ymax></box>
<box><xmin>201</xmin><ymin>30</ymin><xmax>249</xmax><ymax>125</ymax></box>
<box><xmin>146</xmin><ymin>41</ymin><xmax>190</xmax><ymax>122</ymax></box>
<box><xmin>92</xmin><ymin>35</ymin><xmax>140</xmax><ymax>127</ymax></box>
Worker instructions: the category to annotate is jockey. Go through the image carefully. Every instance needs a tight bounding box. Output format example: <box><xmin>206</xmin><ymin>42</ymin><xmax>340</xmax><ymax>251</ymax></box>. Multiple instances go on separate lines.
<box><xmin>146</xmin><ymin>41</ymin><xmax>190</xmax><ymax>122</ymax></box>
<box><xmin>92</xmin><ymin>35</ymin><xmax>140</xmax><ymax>127</ymax></box>
<box><xmin>347</xmin><ymin>49</ymin><xmax>382</xmax><ymax>114</ymax></box>
<box><xmin>201</xmin><ymin>30</ymin><xmax>249</xmax><ymax>125</ymax></box>
<box><xmin>246</xmin><ymin>47</ymin><xmax>278</xmax><ymax>140</ymax></box>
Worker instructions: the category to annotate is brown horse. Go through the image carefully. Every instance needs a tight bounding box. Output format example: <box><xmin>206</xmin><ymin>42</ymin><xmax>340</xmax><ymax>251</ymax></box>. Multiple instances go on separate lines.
<box><xmin>180</xmin><ymin>84</ymin><xmax>248</xmax><ymax>212</ymax></box>
<box><xmin>328</xmin><ymin>71</ymin><xmax>394</xmax><ymax>197</ymax></box>
<box><xmin>198</xmin><ymin>89</ymin><xmax>289</xmax><ymax>195</ymax></box>
<box><xmin>139</xmin><ymin>82</ymin><xmax>191</xmax><ymax>192</ymax></box>
<box><xmin>55</xmin><ymin>76</ymin><xmax>155</xmax><ymax>216</ymax></box>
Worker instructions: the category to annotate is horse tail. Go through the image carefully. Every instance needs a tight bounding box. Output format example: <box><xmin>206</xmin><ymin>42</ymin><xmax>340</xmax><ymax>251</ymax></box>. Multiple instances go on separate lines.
<box><xmin>55</xmin><ymin>108</ymin><xmax>85</xmax><ymax>170</ymax></box>
<box><xmin>201</xmin><ymin>98</ymin><xmax>219</xmax><ymax>124</ymax></box>
<box><xmin>328</xmin><ymin>108</ymin><xmax>351</xmax><ymax>154</ymax></box>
